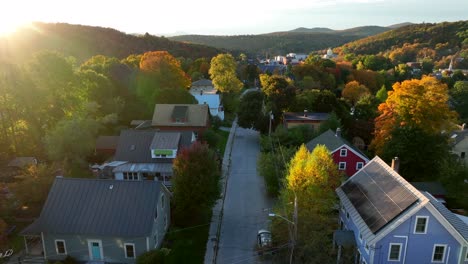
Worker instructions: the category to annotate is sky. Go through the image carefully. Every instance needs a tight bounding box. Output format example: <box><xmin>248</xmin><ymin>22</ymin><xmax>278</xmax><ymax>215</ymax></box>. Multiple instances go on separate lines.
<box><xmin>1</xmin><ymin>0</ymin><xmax>467</xmax><ymax>36</ymax></box>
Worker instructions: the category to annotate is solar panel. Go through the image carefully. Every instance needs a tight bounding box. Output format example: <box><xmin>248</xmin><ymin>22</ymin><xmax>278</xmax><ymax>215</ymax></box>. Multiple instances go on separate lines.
<box><xmin>341</xmin><ymin>162</ymin><xmax>419</xmax><ymax>234</ymax></box>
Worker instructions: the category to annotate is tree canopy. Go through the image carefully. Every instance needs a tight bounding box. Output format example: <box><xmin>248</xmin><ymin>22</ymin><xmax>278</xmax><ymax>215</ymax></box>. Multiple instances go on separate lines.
<box><xmin>209</xmin><ymin>53</ymin><xmax>243</xmax><ymax>93</ymax></box>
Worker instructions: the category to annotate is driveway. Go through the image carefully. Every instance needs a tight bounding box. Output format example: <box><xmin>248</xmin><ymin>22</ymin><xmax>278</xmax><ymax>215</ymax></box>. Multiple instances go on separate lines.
<box><xmin>216</xmin><ymin>127</ymin><xmax>274</xmax><ymax>264</ymax></box>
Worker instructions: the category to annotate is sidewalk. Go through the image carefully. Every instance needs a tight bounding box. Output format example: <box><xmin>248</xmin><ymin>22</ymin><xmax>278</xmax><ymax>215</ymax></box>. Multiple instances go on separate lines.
<box><xmin>204</xmin><ymin>118</ymin><xmax>238</xmax><ymax>264</ymax></box>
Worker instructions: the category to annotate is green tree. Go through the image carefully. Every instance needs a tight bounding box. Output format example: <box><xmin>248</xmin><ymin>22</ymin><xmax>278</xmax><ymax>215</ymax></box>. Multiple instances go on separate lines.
<box><xmin>237</xmin><ymin>91</ymin><xmax>265</xmax><ymax>130</ymax></box>
<box><xmin>450</xmin><ymin>81</ymin><xmax>468</xmax><ymax>122</ymax></box>
<box><xmin>272</xmin><ymin>145</ymin><xmax>341</xmax><ymax>263</ymax></box>
<box><xmin>375</xmin><ymin>85</ymin><xmax>388</xmax><ymax>102</ymax></box>
<box><xmin>342</xmin><ymin>81</ymin><xmax>370</xmax><ymax>105</ymax></box>
<box><xmin>44</xmin><ymin>116</ymin><xmax>101</xmax><ymax>166</ymax></box>
<box><xmin>209</xmin><ymin>54</ymin><xmax>243</xmax><ymax>93</ymax></box>
<box><xmin>257</xmin><ymin>146</ymin><xmax>296</xmax><ymax>196</ymax></box>
<box><xmin>172</xmin><ymin>142</ymin><xmax>220</xmax><ymax>226</ymax></box>
<box><xmin>260</xmin><ymin>74</ymin><xmax>296</xmax><ymax>114</ymax></box>
<box><xmin>136</xmin><ymin>248</ymin><xmax>170</xmax><ymax>264</ymax></box>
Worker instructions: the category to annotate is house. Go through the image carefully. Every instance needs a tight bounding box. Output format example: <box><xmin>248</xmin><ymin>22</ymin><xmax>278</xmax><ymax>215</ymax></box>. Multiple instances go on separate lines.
<box><xmin>335</xmin><ymin>156</ymin><xmax>468</xmax><ymax>264</ymax></box>
<box><xmin>189</xmin><ymin>79</ymin><xmax>224</xmax><ymax>120</ymax></box>
<box><xmin>21</xmin><ymin>178</ymin><xmax>170</xmax><ymax>264</ymax></box>
<box><xmin>95</xmin><ymin>136</ymin><xmax>120</xmax><ymax>156</ymax></box>
<box><xmin>411</xmin><ymin>181</ymin><xmax>447</xmax><ymax>203</ymax></box>
<box><xmin>108</xmin><ymin>129</ymin><xmax>194</xmax><ymax>187</ymax></box>
<box><xmin>283</xmin><ymin>111</ymin><xmax>329</xmax><ymax>130</ymax></box>
<box><xmin>450</xmin><ymin>127</ymin><xmax>468</xmax><ymax>166</ymax></box>
<box><xmin>151</xmin><ymin>104</ymin><xmax>210</xmax><ymax>136</ymax></box>
<box><xmin>306</xmin><ymin>129</ymin><xmax>369</xmax><ymax>176</ymax></box>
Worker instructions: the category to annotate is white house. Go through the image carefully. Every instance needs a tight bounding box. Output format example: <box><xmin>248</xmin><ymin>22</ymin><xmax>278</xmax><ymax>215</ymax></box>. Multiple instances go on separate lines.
<box><xmin>189</xmin><ymin>79</ymin><xmax>224</xmax><ymax>120</ymax></box>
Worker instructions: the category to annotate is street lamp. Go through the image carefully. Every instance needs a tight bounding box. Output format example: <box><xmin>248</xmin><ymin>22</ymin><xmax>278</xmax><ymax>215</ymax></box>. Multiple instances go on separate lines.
<box><xmin>268</xmin><ymin>213</ymin><xmax>294</xmax><ymax>225</ymax></box>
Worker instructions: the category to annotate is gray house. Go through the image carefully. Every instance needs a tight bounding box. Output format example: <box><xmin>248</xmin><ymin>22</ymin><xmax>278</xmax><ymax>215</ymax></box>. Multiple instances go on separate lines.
<box><xmin>21</xmin><ymin>177</ymin><xmax>170</xmax><ymax>263</ymax></box>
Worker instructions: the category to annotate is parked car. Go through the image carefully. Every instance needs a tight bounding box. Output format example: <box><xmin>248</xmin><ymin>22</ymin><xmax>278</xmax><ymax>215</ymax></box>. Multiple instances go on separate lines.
<box><xmin>257</xmin><ymin>229</ymin><xmax>272</xmax><ymax>255</ymax></box>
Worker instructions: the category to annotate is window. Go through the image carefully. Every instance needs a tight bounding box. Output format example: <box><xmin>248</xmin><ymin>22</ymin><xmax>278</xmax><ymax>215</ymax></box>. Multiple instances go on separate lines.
<box><xmin>340</xmin><ymin>149</ymin><xmax>348</xmax><ymax>157</ymax></box>
<box><xmin>55</xmin><ymin>240</ymin><xmax>66</xmax><ymax>255</ymax></box>
<box><xmin>346</xmin><ymin>212</ymin><xmax>350</xmax><ymax>219</ymax></box>
<box><xmin>388</xmin><ymin>243</ymin><xmax>402</xmax><ymax>261</ymax></box>
<box><xmin>414</xmin><ymin>216</ymin><xmax>428</xmax><ymax>234</ymax></box>
<box><xmin>356</xmin><ymin>250</ymin><xmax>361</xmax><ymax>263</ymax></box>
<box><xmin>154</xmin><ymin>207</ymin><xmax>158</xmax><ymax>221</ymax></box>
<box><xmin>461</xmin><ymin>152</ymin><xmax>465</xmax><ymax>159</ymax></box>
<box><xmin>124</xmin><ymin>243</ymin><xmax>135</xmax><ymax>259</ymax></box>
<box><xmin>161</xmin><ymin>194</ymin><xmax>165</xmax><ymax>209</ymax></box>
<box><xmin>359</xmin><ymin>232</ymin><xmax>363</xmax><ymax>241</ymax></box>
<box><xmin>339</xmin><ymin>162</ymin><xmax>346</xmax><ymax>170</ymax></box>
<box><xmin>340</xmin><ymin>220</ymin><xmax>344</xmax><ymax>230</ymax></box>
<box><xmin>356</xmin><ymin>162</ymin><xmax>364</xmax><ymax>170</ymax></box>
<box><xmin>123</xmin><ymin>172</ymin><xmax>138</xmax><ymax>180</ymax></box>
<box><xmin>432</xmin><ymin>245</ymin><xmax>446</xmax><ymax>262</ymax></box>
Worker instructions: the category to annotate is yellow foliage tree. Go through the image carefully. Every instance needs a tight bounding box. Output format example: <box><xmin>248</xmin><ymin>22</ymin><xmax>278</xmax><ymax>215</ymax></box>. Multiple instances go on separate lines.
<box><xmin>209</xmin><ymin>54</ymin><xmax>243</xmax><ymax>93</ymax></box>
<box><xmin>371</xmin><ymin>76</ymin><xmax>457</xmax><ymax>155</ymax></box>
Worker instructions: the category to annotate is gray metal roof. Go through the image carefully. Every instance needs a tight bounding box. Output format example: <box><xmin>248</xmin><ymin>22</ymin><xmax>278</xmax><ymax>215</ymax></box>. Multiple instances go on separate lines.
<box><xmin>306</xmin><ymin>129</ymin><xmax>368</xmax><ymax>159</ymax></box>
<box><xmin>410</xmin><ymin>182</ymin><xmax>447</xmax><ymax>197</ymax></box>
<box><xmin>283</xmin><ymin>112</ymin><xmax>330</xmax><ymax>121</ymax></box>
<box><xmin>191</xmin><ymin>79</ymin><xmax>213</xmax><ymax>87</ymax></box>
<box><xmin>113</xmin><ymin>163</ymin><xmax>173</xmax><ymax>173</ymax></box>
<box><xmin>114</xmin><ymin>130</ymin><xmax>193</xmax><ymax>163</ymax></box>
<box><xmin>450</xmin><ymin>129</ymin><xmax>468</xmax><ymax>145</ymax></box>
<box><xmin>424</xmin><ymin>192</ymin><xmax>468</xmax><ymax>242</ymax></box>
<box><xmin>21</xmin><ymin>178</ymin><xmax>164</xmax><ymax>237</ymax></box>
<box><xmin>150</xmin><ymin>132</ymin><xmax>181</xmax><ymax>150</ymax></box>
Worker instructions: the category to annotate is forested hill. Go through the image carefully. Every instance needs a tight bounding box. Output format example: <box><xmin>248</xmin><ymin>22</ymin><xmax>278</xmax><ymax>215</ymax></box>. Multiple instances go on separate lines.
<box><xmin>338</xmin><ymin>20</ymin><xmax>468</xmax><ymax>56</ymax></box>
<box><xmin>169</xmin><ymin>26</ymin><xmax>393</xmax><ymax>55</ymax></box>
<box><xmin>0</xmin><ymin>22</ymin><xmax>221</xmax><ymax>62</ymax></box>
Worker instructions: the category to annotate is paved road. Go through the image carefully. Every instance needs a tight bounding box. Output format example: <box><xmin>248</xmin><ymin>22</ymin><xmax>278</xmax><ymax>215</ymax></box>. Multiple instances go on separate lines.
<box><xmin>216</xmin><ymin>128</ymin><xmax>274</xmax><ymax>264</ymax></box>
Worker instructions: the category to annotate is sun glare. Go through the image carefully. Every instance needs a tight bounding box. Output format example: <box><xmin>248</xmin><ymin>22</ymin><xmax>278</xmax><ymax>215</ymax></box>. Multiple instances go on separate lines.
<box><xmin>0</xmin><ymin>20</ymin><xmax>25</xmax><ymax>36</ymax></box>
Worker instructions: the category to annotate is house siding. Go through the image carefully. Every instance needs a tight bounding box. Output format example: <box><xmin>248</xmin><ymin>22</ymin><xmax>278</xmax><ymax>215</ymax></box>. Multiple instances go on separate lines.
<box><xmin>453</xmin><ymin>137</ymin><xmax>468</xmax><ymax>166</ymax></box>
<box><xmin>43</xmin><ymin>234</ymin><xmax>146</xmax><ymax>263</ymax></box>
<box><xmin>372</xmin><ymin>207</ymin><xmax>464</xmax><ymax>264</ymax></box>
<box><xmin>340</xmin><ymin>206</ymin><xmax>372</xmax><ymax>263</ymax></box>
<box><xmin>332</xmin><ymin>146</ymin><xmax>367</xmax><ymax>177</ymax></box>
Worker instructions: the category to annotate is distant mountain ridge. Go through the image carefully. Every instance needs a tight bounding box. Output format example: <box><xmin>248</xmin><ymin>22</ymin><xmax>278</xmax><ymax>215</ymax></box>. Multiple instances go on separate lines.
<box><xmin>0</xmin><ymin>22</ymin><xmax>222</xmax><ymax>63</ymax></box>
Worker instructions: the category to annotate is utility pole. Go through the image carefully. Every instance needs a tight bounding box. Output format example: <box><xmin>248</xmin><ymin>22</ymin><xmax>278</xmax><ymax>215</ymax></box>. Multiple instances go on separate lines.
<box><xmin>268</xmin><ymin>111</ymin><xmax>273</xmax><ymax>136</ymax></box>
<box><xmin>289</xmin><ymin>194</ymin><xmax>298</xmax><ymax>264</ymax></box>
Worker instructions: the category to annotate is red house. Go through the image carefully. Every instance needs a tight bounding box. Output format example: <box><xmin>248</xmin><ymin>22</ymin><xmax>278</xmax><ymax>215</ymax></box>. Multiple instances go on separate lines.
<box><xmin>306</xmin><ymin>129</ymin><xmax>369</xmax><ymax>177</ymax></box>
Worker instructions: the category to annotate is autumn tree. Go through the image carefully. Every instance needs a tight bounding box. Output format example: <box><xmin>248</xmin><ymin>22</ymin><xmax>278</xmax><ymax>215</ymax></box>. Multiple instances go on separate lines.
<box><xmin>209</xmin><ymin>54</ymin><xmax>243</xmax><ymax>93</ymax></box>
<box><xmin>342</xmin><ymin>80</ymin><xmax>370</xmax><ymax>105</ymax></box>
<box><xmin>272</xmin><ymin>145</ymin><xmax>341</xmax><ymax>263</ymax></box>
<box><xmin>450</xmin><ymin>81</ymin><xmax>468</xmax><ymax>122</ymax></box>
<box><xmin>137</xmin><ymin>51</ymin><xmax>193</xmax><ymax>109</ymax></box>
<box><xmin>375</xmin><ymin>85</ymin><xmax>388</xmax><ymax>102</ymax></box>
<box><xmin>172</xmin><ymin>142</ymin><xmax>220</xmax><ymax>226</ymax></box>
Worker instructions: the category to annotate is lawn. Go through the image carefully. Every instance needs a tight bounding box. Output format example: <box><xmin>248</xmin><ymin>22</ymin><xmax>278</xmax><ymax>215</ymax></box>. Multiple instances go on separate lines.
<box><xmin>215</xmin><ymin>129</ymin><xmax>230</xmax><ymax>155</ymax></box>
<box><xmin>163</xmin><ymin>223</ymin><xmax>211</xmax><ymax>264</ymax></box>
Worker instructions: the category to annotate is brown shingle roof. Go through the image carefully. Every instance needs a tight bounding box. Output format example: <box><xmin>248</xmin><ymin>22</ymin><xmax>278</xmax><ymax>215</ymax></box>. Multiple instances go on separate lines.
<box><xmin>152</xmin><ymin>104</ymin><xmax>209</xmax><ymax>127</ymax></box>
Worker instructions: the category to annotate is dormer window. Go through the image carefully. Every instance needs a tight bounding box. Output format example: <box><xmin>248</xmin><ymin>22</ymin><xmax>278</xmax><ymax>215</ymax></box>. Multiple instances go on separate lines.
<box><xmin>340</xmin><ymin>149</ymin><xmax>347</xmax><ymax>157</ymax></box>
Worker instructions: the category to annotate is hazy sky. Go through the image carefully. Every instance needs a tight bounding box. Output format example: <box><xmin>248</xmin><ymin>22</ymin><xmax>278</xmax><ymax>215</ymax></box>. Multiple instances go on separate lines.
<box><xmin>2</xmin><ymin>0</ymin><xmax>467</xmax><ymax>35</ymax></box>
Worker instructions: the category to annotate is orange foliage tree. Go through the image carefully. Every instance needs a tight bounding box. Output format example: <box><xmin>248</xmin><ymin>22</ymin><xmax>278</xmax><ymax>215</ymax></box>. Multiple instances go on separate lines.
<box><xmin>342</xmin><ymin>81</ymin><xmax>370</xmax><ymax>105</ymax></box>
<box><xmin>140</xmin><ymin>51</ymin><xmax>191</xmax><ymax>89</ymax></box>
<box><xmin>371</xmin><ymin>76</ymin><xmax>457</xmax><ymax>155</ymax></box>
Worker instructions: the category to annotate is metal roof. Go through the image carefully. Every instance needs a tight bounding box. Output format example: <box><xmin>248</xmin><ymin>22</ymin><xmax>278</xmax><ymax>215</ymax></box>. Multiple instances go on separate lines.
<box><xmin>283</xmin><ymin>112</ymin><xmax>330</xmax><ymax>122</ymax></box>
<box><xmin>191</xmin><ymin>79</ymin><xmax>213</xmax><ymax>87</ymax></box>
<box><xmin>150</xmin><ymin>132</ymin><xmax>181</xmax><ymax>150</ymax></box>
<box><xmin>114</xmin><ymin>130</ymin><xmax>193</xmax><ymax>163</ymax></box>
<box><xmin>306</xmin><ymin>129</ymin><xmax>368</xmax><ymax>160</ymax></box>
<box><xmin>425</xmin><ymin>193</ymin><xmax>468</xmax><ymax>242</ymax></box>
<box><xmin>410</xmin><ymin>182</ymin><xmax>447</xmax><ymax>197</ymax></box>
<box><xmin>21</xmin><ymin>178</ymin><xmax>164</xmax><ymax>237</ymax></box>
<box><xmin>95</xmin><ymin>136</ymin><xmax>119</xmax><ymax>150</ymax></box>
<box><xmin>152</xmin><ymin>104</ymin><xmax>209</xmax><ymax>127</ymax></box>
<box><xmin>113</xmin><ymin>163</ymin><xmax>173</xmax><ymax>173</ymax></box>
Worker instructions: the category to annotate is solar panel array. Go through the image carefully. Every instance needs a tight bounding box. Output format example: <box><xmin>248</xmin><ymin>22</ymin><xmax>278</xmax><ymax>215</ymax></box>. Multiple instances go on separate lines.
<box><xmin>341</xmin><ymin>162</ymin><xmax>419</xmax><ymax>234</ymax></box>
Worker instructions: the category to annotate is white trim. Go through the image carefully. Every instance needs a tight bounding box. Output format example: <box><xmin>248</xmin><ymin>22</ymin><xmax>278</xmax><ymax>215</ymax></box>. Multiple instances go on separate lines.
<box><xmin>413</xmin><ymin>216</ymin><xmax>429</xmax><ymax>234</ymax></box>
<box><xmin>388</xmin><ymin>243</ymin><xmax>402</xmax><ymax>262</ymax></box>
<box><xmin>465</xmin><ymin>246</ymin><xmax>468</xmax><ymax>261</ymax></box>
<box><xmin>331</xmin><ymin>144</ymin><xmax>370</xmax><ymax>162</ymax></box>
<box><xmin>146</xmin><ymin>237</ymin><xmax>150</xmax><ymax>252</ymax></box>
<box><xmin>161</xmin><ymin>193</ymin><xmax>165</xmax><ymax>209</ymax></box>
<box><xmin>87</xmin><ymin>239</ymin><xmax>104</xmax><ymax>261</ymax></box>
<box><xmin>124</xmin><ymin>243</ymin><xmax>136</xmax><ymax>259</ymax></box>
<box><xmin>340</xmin><ymin>148</ymin><xmax>348</xmax><ymax>157</ymax></box>
<box><xmin>394</xmin><ymin>235</ymin><xmax>408</xmax><ymax>264</ymax></box>
<box><xmin>54</xmin><ymin>239</ymin><xmax>67</xmax><ymax>255</ymax></box>
<box><xmin>339</xmin><ymin>162</ymin><xmax>346</xmax><ymax>170</ymax></box>
<box><xmin>154</xmin><ymin>231</ymin><xmax>159</xmax><ymax>248</ymax></box>
<box><xmin>164</xmin><ymin>214</ymin><xmax>168</xmax><ymax>230</ymax></box>
<box><xmin>431</xmin><ymin>244</ymin><xmax>447</xmax><ymax>263</ymax></box>
<box><xmin>356</xmin><ymin>162</ymin><xmax>364</xmax><ymax>170</ymax></box>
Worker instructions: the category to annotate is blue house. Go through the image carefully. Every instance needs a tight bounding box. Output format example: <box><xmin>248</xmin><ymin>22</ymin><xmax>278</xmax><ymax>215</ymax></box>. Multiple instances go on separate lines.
<box><xmin>21</xmin><ymin>177</ymin><xmax>171</xmax><ymax>264</ymax></box>
<box><xmin>335</xmin><ymin>156</ymin><xmax>468</xmax><ymax>264</ymax></box>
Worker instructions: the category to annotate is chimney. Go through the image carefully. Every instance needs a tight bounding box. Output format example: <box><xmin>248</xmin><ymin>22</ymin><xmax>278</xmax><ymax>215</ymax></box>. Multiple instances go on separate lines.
<box><xmin>335</xmin><ymin>128</ymin><xmax>341</xmax><ymax>137</ymax></box>
<box><xmin>304</xmin><ymin>109</ymin><xmax>308</xmax><ymax>117</ymax></box>
<box><xmin>391</xmin><ymin>157</ymin><xmax>400</xmax><ymax>173</ymax></box>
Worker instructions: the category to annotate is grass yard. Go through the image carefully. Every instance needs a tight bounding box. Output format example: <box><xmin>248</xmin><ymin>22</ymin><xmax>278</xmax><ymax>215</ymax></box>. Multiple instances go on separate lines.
<box><xmin>163</xmin><ymin>223</ymin><xmax>211</xmax><ymax>264</ymax></box>
<box><xmin>215</xmin><ymin>129</ymin><xmax>230</xmax><ymax>156</ymax></box>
